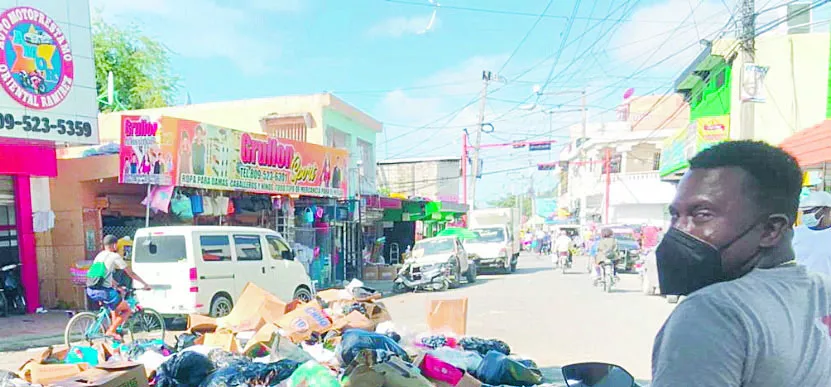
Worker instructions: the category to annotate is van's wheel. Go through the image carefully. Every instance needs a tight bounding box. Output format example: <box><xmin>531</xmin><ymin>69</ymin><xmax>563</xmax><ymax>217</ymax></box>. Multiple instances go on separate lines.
<box><xmin>466</xmin><ymin>262</ymin><xmax>477</xmax><ymax>283</ymax></box>
<box><xmin>209</xmin><ymin>294</ymin><xmax>233</xmax><ymax>318</ymax></box>
<box><xmin>293</xmin><ymin>287</ymin><xmax>313</xmax><ymax>302</ymax></box>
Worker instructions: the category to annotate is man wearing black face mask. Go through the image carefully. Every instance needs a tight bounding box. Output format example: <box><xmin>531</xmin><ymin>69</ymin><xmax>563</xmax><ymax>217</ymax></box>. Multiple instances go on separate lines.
<box><xmin>793</xmin><ymin>191</ymin><xmax>831</xmax><ymax>277</ymax></box>
<box><xmin>651</xmin><ymin>141</ymin><xmax>831</xmax><ymax>386</ymax></box>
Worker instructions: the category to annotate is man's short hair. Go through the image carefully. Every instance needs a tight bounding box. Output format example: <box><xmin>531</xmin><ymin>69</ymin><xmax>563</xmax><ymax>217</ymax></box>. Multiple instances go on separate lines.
<box><xmin>103</xmin><ymin>235</ymin><xmax>119</xmax><ymax>246</ymax></box>
<box><xmin>688</xmin><ymin>140</ymin><xmax>802</xmax><ymax>224</ymax></box>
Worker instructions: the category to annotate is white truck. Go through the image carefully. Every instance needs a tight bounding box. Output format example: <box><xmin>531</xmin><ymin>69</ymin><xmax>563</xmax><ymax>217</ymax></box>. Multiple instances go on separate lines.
<box><xmin>463</xmin><ymin>208</ymin><xmax>521</xmax><ymax>274</ymax></box>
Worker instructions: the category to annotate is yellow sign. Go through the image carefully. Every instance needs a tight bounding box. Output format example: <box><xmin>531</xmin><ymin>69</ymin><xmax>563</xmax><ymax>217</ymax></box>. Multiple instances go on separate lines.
<box><xmin>696</xmin><ymin>115</ymin><xmax>730</xmax><ymax>144</ymax></box>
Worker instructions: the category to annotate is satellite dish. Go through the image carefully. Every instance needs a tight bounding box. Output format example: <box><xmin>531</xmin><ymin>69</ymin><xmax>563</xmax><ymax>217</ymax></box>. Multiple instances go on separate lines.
<box><xmin>623</xmin><ymin>88</ymin><xmax>635</xmax><ymax>100</ymax></box>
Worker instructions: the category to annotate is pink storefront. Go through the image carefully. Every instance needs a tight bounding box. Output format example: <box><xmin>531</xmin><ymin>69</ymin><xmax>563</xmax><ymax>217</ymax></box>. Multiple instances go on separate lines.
<box><xmin>0</xmin><ymin>139</ymin><xmax>58</xmax><ymax>312</ymax></box>
<box><xmin>0</xmin><ymin>2</ymin><xmax>99</xmax><ymax>312</ymax></box>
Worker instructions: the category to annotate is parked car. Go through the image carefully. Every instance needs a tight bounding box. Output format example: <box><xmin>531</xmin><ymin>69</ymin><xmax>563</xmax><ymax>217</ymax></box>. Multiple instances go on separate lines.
<box><xmin>131</xmin><ymin>226</ymin><xmax>313</xmax><ymax>317</ymax></box>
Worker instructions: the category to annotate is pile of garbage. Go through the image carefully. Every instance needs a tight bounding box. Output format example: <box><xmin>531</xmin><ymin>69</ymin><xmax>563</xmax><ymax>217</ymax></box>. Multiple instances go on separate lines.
<box><xmin>0</xmin><ymin>280</ymin><xmax>561</xmax><ymax>387</ymax></box>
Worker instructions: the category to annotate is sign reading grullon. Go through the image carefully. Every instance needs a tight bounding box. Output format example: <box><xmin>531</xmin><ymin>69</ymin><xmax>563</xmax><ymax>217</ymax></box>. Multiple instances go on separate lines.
<box><xmin>119</xmin><ymin>117</ymin><xmax>350</xmax><ymax>198</ymax></box>
<box><xmin>0</xmin><ymin>2</ymin><xmax>97</xmax><ymax>145</ymax></box>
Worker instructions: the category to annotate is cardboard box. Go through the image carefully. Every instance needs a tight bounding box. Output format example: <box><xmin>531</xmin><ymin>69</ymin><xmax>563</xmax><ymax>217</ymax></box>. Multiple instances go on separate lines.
<box><xmin>363</xmin><ymin>265</ymin><xmax>380</xmax><ymax>281</ymax></box>
<box><xmin>217</xmin><ymin>282</ymin><xmax>288</xmax><ymax>330</ymax></box>
<box><xmin>378</xmin><ymin>265</ymin><xmax>397</xmax><ymax>281</ymax></box>
<box><xmin>187</xmin><ymin>314</ymin><xmax>218</xmax><ymax>334</ymax></box>
<box><xmin>427</xmin><ymin>297</ymin><xmax>468</xmax><ymax>336</ymax></box>
<box><xmin>332</xmin><ymin>310</ymin><xmax>376</xmax><ymax>331</ymax></box>
<box><xmin>241</xmin><ymin>323</ymin><xmax>280</xmax><ymax>356</ymax></box>
<box><xmin>275</xmin><ymin>300</ymin><xmax>333</xmax><ymax>343</ymax></box>
<box><xmin>203</xmin><ymin>332</ymin><xmax>241</xmax><ymax>353</ymax></box>
<box><xmin>316</xmin><ymin>288</ymin><xmax>354</xmax><ymax>304</ymax></box>
<box><xmin>18</xmin><ymin>362</ymin><xmax>88</xmax><ymax>385</ymax></box>
<box><xmin>52</xmin><ymin>361</ymin><xmax>149</xmax><ymax>387</ymax></box>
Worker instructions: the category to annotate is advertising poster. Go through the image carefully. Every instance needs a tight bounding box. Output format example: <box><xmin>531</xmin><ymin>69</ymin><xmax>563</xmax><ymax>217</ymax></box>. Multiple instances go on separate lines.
<box><xmin>0</xmin><ymin>3</ymin><xmax>99</xmax><ymax>145</ymax></box>
<box><xmin>696</xmin><ymin>115</ymin><xmax>730</xmax><ymax>149</ymax></box>
<box><xmin>118</xmin><ymin>115</ymin><xmax>177</xmax><ymax>185</ymax></box>
<box><xmin>174</xmin><ymin>119</ymin><xmax>349</xmax><ymax>198</ymax></box>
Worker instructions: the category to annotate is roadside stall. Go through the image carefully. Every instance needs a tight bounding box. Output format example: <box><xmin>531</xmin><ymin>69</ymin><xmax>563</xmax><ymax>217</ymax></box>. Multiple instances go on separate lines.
<box><xmin>118</xmin><ymin>115</ymin><xmax>349</xmax><ymax>288</ymax></box>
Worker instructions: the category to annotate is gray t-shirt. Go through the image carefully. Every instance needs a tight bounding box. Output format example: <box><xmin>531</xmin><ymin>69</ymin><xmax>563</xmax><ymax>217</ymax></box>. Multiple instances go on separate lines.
<box><xmin>652</xmin><ymin>265</ymin><xmax>831</xmax><ymax>386</ymax></box>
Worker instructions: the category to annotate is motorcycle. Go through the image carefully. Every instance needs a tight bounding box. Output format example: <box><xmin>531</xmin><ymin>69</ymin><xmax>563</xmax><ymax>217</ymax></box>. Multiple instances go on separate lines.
<box><xmin>555</xmin><ymin>250</ymin><xmax>571</xmax><ymax>274</ymax></box>
<box><xmin>595</xmin><ymin>260</ymin><xmax>616</xmax><ymax>293</ymax></box>
<box><xmin>562</xmin><ymin>362</ymin><xmax>641</xmax><ymax>386</ymax></box>
<box><xmin>0</xmin><ymin>263</ymin><xmax>26</xmax><ymax>316</ymax></box>
<box><xmin>393</xmin><ymin>259</ymin><xmax>461</xmax><ymax>293</ymax></box>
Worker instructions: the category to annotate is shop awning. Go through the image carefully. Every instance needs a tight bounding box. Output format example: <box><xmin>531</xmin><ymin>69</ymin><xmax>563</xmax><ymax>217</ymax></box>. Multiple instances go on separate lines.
<box><xmin>780</xmin><ymin>120</ymin><xmax>831</xmax><ymax>167</ymax></box>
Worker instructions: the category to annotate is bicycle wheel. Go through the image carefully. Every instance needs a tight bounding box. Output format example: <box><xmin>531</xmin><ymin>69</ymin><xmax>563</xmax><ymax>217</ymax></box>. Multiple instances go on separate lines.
<box><xmin>65</xmin><ymin>312</ymin><xmax>107</xmax><ymax>348</ymax></box>
<box><xmin>125</xmin><ymin>308</ymin><xmax>166</xmax><ymax>344</ymax></box>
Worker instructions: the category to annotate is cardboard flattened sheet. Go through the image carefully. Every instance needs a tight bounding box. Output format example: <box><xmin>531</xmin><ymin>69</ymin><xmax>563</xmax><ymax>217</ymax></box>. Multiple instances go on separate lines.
<box><xmin>202</xmin><ymin>332</ymin><xmax>241</xmax><ymax>353</ymax></box>
<box><xmin>52</xmin><ymin>361</ymin><xmax>149</xmax><ymax>387</ymax></box>
<box><xmin>275</xmin><ymin>300</ymin><xmax>333</xmax><ymax>343</ymax></box>
<box><xmin>217</xmin><ymin>282</ymin><xmax>288</xmax><ymax>329</ymax></box>
<box><xmin>187</xmin><ymin>314</ymin><xmax>218</xmax><ymax>334</ymax></box>
<box><xmin>426</xmin><ymin>297</ymin><xmax>469</xmax><ymax>336</ymax></box>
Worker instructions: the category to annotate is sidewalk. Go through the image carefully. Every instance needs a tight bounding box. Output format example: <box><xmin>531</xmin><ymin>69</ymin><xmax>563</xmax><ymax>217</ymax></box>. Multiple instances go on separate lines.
<box><xmin>0</xmin><ymin>281</ymin><xmax>396</xmax><ymax>352</ymax></box>
<box><xmin>0</xmin><ymin>311</ymin><xmax>71</xmax><ymax>352</ymax></box>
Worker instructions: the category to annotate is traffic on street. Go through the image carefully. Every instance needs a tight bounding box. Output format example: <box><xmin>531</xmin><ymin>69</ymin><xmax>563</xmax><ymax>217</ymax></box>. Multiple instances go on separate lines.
<box><xmin>2</xmin><ymin>0</ymin><xmax>831</xmax><ymax>386</ymax></box>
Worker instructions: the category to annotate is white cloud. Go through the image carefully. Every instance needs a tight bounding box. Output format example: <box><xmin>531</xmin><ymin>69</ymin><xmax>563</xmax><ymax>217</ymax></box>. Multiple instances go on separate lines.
<box><xmin>91</xmin><ymin>0</ymin><xmax>301</xmax><ymax>75</ymax></box>
<box><xmin>367</xmin><ymin>15</ymin><xmax>439</xmax><ymax>38</ymax></box>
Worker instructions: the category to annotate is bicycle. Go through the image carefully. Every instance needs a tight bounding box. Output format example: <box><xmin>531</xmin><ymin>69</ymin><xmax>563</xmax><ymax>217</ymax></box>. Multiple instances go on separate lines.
<box><xmin>64</xmin><ymin>288</ymin><xmax>165</xmax><ymax>348</ymax></box>
<box><xmin>598</xmin><ymin>260</ymin><xmax>616</xmax><ymax>293</ymax></box>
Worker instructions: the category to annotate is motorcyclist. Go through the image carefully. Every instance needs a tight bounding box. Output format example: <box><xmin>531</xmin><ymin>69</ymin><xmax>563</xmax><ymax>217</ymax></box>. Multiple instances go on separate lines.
<box><xmin>555</xmin><ymin>231</ymin><xmax>572</xmax><ymax>266</ymax></box>
<box><xmin>593</xmin><ymin>228</ymin><xmax>617</xmax><ymax>282</ymax></box>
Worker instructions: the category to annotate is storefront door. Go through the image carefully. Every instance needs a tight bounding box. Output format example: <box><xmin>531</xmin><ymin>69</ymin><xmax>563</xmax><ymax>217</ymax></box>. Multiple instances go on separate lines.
<box><xmin>0</xmin><ymin>176</ymin><xmax>18</xmax><ymax>267</ymax></box>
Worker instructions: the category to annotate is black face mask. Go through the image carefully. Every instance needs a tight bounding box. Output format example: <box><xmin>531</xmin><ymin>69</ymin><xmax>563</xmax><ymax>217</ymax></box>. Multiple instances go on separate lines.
<box><xmin>656</xmin><ymin>221</ymin><xmax>761</xmax><ymax>296</ymax></box>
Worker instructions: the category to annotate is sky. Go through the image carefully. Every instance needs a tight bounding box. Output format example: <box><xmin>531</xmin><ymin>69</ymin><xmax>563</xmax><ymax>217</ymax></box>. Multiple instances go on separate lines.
<box><xmin>89</xmin><ymin>0</ymin><xmax>815</xmax><ymax>206</ymax></box>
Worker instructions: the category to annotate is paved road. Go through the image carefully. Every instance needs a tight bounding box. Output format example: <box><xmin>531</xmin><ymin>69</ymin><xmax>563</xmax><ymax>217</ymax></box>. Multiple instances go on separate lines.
<box><xmin>0</xmin><ymin>252</ymin><xmax>675</xmax><ymax>384</ymax></box>
<box><xmin>381</xmin><ymin>252</ymin><xmax>676</xmax><ymax>381</ymax></box>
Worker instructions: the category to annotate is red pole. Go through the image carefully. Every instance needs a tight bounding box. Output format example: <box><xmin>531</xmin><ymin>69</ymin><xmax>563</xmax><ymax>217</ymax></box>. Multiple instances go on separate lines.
<box><xmin>462</xmin><ymin>131</ymin><xmax>468</xmax><ymax>206</ymax></box>
<box><xmin>604</xmin><ymin>148</ymin><xmax>611</xmax><ymax>224</ymax></box>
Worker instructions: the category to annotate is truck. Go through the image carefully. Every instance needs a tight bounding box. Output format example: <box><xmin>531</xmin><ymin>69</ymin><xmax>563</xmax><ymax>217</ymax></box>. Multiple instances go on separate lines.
<box><xmin>463</xmin><ymin>208</ymin><xmax>521</xmax><ymax>274</ymax></box>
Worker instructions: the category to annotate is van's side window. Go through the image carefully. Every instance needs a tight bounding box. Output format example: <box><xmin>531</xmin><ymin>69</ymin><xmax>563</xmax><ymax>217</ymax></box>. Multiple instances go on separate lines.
<box><xmin>266</xmin><ymin>235</ymin><xmax>290</xmax><ymax>260</ymax></box>
<box><xmin>200</xmin><ymin>235</ymin><xmax>232</xmax><ymax>262</ymax></box>
<box><xmin>234</xmin><ymin>235</ymin><xmax>263</xmax><ymax>261</ymax></box>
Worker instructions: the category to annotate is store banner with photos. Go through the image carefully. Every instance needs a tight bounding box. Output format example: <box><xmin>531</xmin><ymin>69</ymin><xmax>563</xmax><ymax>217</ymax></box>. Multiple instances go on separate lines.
<box><xmin>119</xmin><ymin>116</ymin><xmax>350</xmax><ymax>198</ymax></box>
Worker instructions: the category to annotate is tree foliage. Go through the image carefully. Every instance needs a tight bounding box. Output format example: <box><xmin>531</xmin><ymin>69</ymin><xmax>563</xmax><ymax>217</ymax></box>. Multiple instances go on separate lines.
<box><xmin>93</xmin><ymin>17</ymin><xmax>179</xmax><ymax>112</ymax></box>
<box><xmin>488</xmin><ymin>194</ymin><xmax>533</xmax><ymax>218</ymax></box>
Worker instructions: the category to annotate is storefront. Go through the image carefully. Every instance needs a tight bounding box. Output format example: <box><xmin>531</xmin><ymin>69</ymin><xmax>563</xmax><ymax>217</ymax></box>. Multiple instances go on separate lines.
<box><xmin>659</xmin><ymin>115</ymin><xmax>730</xmax><ymax>181</ymax></box>
<box><xmin>0</xmin><ymin>2</ymin><xmax>99</xmax><ymax>312</ymax></box>
<box><xmin>118</xmin><ymin>115</ymin><xmax>349</xmax><ymax>289</ymax></box>
<box><xmin>780</xmin><ymin>119</ymin><xmax>831</xmax><ymax>202</ymax></box>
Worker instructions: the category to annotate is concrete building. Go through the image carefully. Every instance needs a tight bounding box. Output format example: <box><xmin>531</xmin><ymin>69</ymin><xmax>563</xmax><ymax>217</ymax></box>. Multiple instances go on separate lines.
<box><xmin>660</xmin><ymin>29</ymin><xmax>831</xmax><ymax>179</ymax></box>
<box><xmin>376</xmin><ymin>157</ymin><xmax>462</xmax><ymax>203</ymax></box>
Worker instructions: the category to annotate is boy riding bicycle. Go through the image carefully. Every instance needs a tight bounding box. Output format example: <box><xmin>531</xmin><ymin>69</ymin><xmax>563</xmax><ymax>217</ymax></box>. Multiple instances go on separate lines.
<box><xmin>85</xmin><ymin>235</ymin><xmax>151</xmax><ymax>340</ymax></box>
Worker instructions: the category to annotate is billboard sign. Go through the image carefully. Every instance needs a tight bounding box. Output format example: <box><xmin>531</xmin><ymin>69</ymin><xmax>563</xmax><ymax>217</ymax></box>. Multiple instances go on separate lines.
<box><xmin>0</xmin><ymin>2</ymin><xmax>98</xmax><ymax>145</ymax></box>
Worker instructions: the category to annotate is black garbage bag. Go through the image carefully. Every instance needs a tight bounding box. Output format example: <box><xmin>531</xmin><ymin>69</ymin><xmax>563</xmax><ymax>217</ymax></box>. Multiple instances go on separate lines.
<box><xmin>156</xmin><ymin>351</ymin><xmax>215</xmax><ymax>387</ymax></box>
<box><xmin>473</xmin><ymin>350</ymin><xmax>542</xmax><ymax>386</ymax></box>
<box><xmin>459</xmin><ymin>337</ymin><xmax>511</xmax><ymax>356</ymax></box>
<box><xmin>337</xmin><ymin>330</ymin><xmax>409</xmax><ymax>366</ymax></box>
<box><xmin>200</xmin><ymin>360</ymin><xmax>301</xmax><ymax>387</ymax></box>
<box><xmin>420</xmin><ymin>335</ymin><xmax>451</xmax><ymax>349</ymax></box>
<box><xmin>207</xmin><ymin>349</ymin><xmax>249</xmax><ymax>370</ymax></box>
<box><xmin>175</xmin><ymin>333</ymin><xmax>201</xmax><ymax>352</ymax></box>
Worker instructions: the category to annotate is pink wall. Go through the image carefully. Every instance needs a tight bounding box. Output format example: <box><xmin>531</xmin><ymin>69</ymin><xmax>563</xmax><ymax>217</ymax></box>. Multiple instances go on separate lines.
<box><xmin>0</xmin><ymin>139</ymin><xmax>58</xmax><ymax>313</ymax></box>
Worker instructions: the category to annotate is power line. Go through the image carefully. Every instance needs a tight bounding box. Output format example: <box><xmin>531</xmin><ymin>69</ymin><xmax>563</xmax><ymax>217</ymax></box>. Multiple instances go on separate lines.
<box><xmin>498</xmin><ymin>0</ymin><xmax>556</xmax><ymax>74</ymax></box>
<box><xmin>379</xmin><ymin>0</ymin><xmax>727</xmax><ymax>24</ymax></box>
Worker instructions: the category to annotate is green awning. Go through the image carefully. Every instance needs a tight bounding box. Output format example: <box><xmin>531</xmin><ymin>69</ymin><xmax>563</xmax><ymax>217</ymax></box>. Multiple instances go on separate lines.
<box><xmin>677</xmin><ymin>75</ymin><xmax>704</xmax><ymax>91</ymax></box>
<box><xmin>695</xmin><ymin>55</ymin><xmax>726</xmax><ymax>72</ymax></box>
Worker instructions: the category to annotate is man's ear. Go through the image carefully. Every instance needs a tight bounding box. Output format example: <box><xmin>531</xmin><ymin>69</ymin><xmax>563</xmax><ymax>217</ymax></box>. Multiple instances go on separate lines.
<box><xmin>759</xmin><ymin>214</ymin><xmax>791</xmax><ymax>248</ymax></box>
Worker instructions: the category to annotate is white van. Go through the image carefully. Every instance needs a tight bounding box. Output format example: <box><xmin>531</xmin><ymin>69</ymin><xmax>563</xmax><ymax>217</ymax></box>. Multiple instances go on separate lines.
<box><xmin>131</xmin><ymin>226</ymin><xmax>313</xmax><ymax>317</ymax></box>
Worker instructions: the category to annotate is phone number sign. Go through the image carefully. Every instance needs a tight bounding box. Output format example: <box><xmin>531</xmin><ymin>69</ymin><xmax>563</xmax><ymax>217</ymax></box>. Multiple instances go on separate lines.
<box><xmin>0</xmin><ymin>4</ymin><xmax>98</xmax><ymax>145</ymax></box>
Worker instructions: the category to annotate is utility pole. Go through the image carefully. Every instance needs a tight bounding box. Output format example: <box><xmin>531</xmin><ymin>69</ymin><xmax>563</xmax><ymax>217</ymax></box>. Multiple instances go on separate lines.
<box><xmin>604</xmin><ymin>148</ymin><xmax>612</xmax><ymax>224</ymax></box>
<box><xmin>739</xmin><ymin>0</ymin><xmax>755</xmax><ymax>140</ymax></box>
<box><xmin>470</xmin><ymin>71</ymin><xmax>490</xmax><ymax>211</ymax></box>
<box><xmin>581</xmin><ymin>90</ymin><xmax>588</xmax><ymax>140</ymax></box>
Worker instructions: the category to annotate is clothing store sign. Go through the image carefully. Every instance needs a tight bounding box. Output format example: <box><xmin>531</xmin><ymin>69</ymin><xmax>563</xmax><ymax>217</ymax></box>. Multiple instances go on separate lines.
<box><xmin>119</xmin><ymin>116</ymin><xmax>350</xmax><ymax>198</ymax></box>
<box><xmin>0</xmin><ymin>1</ymin><xmax>98</xmax><ymax>145</ymax></box>
<box><xmin>118</xmin><ymin>115</ymin><xmax>175</xmax><ymax>185</ymax></box>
